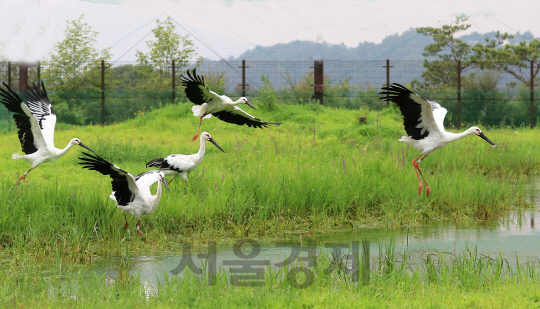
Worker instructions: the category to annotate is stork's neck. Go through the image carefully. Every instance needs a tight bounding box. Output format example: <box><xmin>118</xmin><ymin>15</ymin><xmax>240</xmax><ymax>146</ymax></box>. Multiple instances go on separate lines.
<box><xmin>150</xmin><ymin>179</ymin><xmax>163</xmax><ymax>209</ymax></box>
<box><xmin>446</xmin><ymin>128</ymin><xmax>475</xmax><ymax>142</ymax></box>
<box><xmin>57</xmin><ymin>142</ymin><xmax>76</xmax><ymax>156</ymax></box>
<box><xmin>196</xmin><ymin>138</ymin><xmax>207</xmax><ymax>157</ymax></box>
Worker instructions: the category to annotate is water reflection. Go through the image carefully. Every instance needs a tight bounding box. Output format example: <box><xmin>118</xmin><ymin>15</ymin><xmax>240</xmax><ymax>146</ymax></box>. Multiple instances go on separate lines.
<box><xmin>90</xmin><ymin>176</ymin><xmax>540</xmax><ymax>288</ymax></box>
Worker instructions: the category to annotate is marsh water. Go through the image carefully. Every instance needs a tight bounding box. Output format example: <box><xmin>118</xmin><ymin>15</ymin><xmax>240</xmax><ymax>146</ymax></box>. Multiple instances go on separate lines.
<box><xmin>87</xmin><ymin>177</ymin><xmax>540</xmax><ymax>286</ymax></box>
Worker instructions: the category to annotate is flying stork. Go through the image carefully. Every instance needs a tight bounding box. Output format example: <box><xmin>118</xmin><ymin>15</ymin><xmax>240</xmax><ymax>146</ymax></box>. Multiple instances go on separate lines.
<box><xmin>379</xmin><ymin>83</ymin><xmax>497</xmax><ymax>197</ymax></box>
<box><xmin>79</xmin><ymin>152</ymin><xmax>170</xmax><ymax>237</ymax></box>
<box><xmin>181</xmin><ymin>68</ymin><xmax>281</xmax><ymax>141</ymax></box>
<box><xmin>145</xmin><ymin>132</ymin><xmax>224</xmax><ymax>184</ymax></box>
<box><xmin>0</xmin><ymin>82</ymin><xmax>95</xmax><ymax>184</ymax></box>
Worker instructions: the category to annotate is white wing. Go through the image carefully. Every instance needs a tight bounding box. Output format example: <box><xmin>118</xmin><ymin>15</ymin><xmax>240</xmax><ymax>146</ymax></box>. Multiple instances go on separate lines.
<box><xmin>24</xmin><ymin>83</ymin><xmax>57</xmax><ymax>148</ymax></box>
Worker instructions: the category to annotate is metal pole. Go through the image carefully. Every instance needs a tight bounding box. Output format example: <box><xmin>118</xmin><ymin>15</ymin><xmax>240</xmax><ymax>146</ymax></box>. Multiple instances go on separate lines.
<box><xmin>242</xmin><ymin>59</ymin><xmax>246</xmax><ymax>97</ymax></box>
<box><xmin>7</xmin><ymin>61</ymin><xmax>11</xmax><ymax>88</ymax></box>
<box><xmin>238</xmin><ymin>60</ymin><xmax>249</xmax><ymax>97</ymax></box>
<box><xmin>457</xmin><ymin>60</ymin><xmax>462</xmax><ymax>129</ymax></box>
<box><xmin>19</xmin><ymin>63</ymin><xmax>28</xmax><ymax>91</ymax></box>
<box><xmin>172</xmin><ymin>59</ymin><xmax>176</xmax><ymax>104</ymax></box>
<box><xmin>101</xmin><ymin>59</ymin><xmax>105</xmax><ymax>126</ymax></box>
<box><xmin>37</xmin><ymin>60</ymin><xmax>41</xmax><ymax>84</ymax></box>
<box><xmin>314</xmin><ymin>60</ymin><xmax>324</xmax><ymax>105</ymax></box>
<box><xmin>382</xmin><ymin>59</ymin><xmax>393</xmax><ymax>107</ymax></box>
<box><xmin>531</xmin><ymin>59</ymin><xmax>535</xmax><ymax>128</ymax></box>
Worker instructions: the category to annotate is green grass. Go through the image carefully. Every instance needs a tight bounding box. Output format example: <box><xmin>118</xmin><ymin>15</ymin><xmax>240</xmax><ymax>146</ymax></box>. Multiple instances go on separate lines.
<box><xmin>0</xmin><ymin>102</ymin><xmax>537</xmax><ymax>260</ymax></box>
<box><xmin>3</xmin><ymin>244</ymin><xmax>540</xmax><ymax>308</ymax></box>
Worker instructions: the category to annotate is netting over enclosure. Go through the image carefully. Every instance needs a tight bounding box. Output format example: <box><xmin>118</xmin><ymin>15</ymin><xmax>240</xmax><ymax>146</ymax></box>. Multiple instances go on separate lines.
<box><xmin>0</xmin><ymin>60</ymin><xmax>538</xmax><ymax>130</ymax></box>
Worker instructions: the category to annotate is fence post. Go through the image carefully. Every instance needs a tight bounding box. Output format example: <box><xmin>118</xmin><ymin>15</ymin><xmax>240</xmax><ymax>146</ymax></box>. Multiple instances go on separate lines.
<box><xmin>172</xmin><ymin>59</ymin><xmax>176</xmax><ymax>104</ymax></box>
<box><xmin>101</xmin><ymin>59</ymin><xmax>105</xmax><ymax>126</ymax></box>
<box><xmin>457</xmin><ymin>60</ymin><xmax>462</xmax><ymax>129</ymax></box>
<box><xmin>238</xmin><ymin>59</ymin><xmax>249</xmax><ymax>97</ymax></box>
<box><xmin>313</xmin><ymin>60</ymin><xmax>323</xmax><ymax>104</ymax></box>
<box><xmin>531</xmin><ymin>59</ymin><xmax>535</xmax><ymax>128</ymax></box>
<box><xmin>37</xmin><ymin>60</ymin><xmax>41</xmax><ymax>84</ymax></box>
<box><xmin>19</xmin><ymin>63</ymin><xmax>28</xmax><ymax>91</ymax></box>
<box><xmin>7</xmin><ymin>61</ymin><xmax>11</xmax><ymax>88</ymax></box>
<box><xmin>382</xmin><ymin>59</ymin><xmax>393</xmax><ymax>107</ymax></box>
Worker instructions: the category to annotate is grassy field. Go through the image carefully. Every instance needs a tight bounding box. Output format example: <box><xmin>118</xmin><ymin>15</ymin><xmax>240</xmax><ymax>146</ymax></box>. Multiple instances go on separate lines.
<box><xmin>0</xmin><ymin>101</ymin><xmax>538</xmax><ymax>262</ymax></box>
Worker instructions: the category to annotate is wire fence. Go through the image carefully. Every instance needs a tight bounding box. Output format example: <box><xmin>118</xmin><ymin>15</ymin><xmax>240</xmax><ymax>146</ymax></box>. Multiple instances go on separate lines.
<box><xmin>0</xmin><ymin>60</ymin><xmax>537</xmax><ymax>130</ymax></box>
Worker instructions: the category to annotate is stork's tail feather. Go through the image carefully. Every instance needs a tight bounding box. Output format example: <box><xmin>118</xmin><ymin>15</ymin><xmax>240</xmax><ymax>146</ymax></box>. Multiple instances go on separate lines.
<box><xmin>192</xmin><ymin>105</ymin><xmax>208</xmax><ymax>117</ymax></box>
<box><xmin>146</xmin><ymin>158</ymin><xmax>165</xmax><ymax>168</ymax></box>
<box><xmin>11</xmin><ymin>153</ymin><xmax>22</xmax><ymax>160</ymax></box>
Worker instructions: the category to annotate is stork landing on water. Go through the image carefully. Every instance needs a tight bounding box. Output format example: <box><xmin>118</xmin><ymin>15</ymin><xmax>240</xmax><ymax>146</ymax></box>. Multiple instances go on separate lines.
<box><xmin>181</xmin><ymin>68</ymin><xmax>281</xmax><ymax>141</ymax></box>
<box><xmin>379</xmin><ymin>83</ymin><xmax>497</xmax><ymax>197</ymax></box>
<box><xmin>79</xmin><ymin>152</ymin><xmax>170</xmax><ymax>237</ymax></box>
<box><xmin>0</xmin><ymin>82</ymin><xmax>94</xmax><ymax>184</ymax></box>
<box><xmin>145</xmin><ymin>132</ymin><xmax>225</xmax><ymax>185</ymax></box>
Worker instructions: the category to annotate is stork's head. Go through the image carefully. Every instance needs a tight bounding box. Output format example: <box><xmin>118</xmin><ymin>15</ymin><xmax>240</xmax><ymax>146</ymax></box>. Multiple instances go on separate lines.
<box><xmin>71</xmin><ymin>138</ymin><xmax>95</xmax><ymax>152</ymax></box>
<box><xmin>200</xmin><ymin>132</ymin><xmax>225</xmax><ymax>153</ymax></box>
<box><xmin>238</xmin><ymin>97</ymin><xmax>256</xmax><ymax>111</ymax></box>
<box><xmin>470</xmin><ymin>127</ymin><xmax>497</xmax><ymax>148</ymax></box>
<box><xmin>158</xmin><ymin>172</ymin><xmax>171</xmax><ymax>192</ymax></box>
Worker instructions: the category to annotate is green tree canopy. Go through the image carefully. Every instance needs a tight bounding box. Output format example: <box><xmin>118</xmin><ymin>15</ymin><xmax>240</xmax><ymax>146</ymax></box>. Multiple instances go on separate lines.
<box><xmin>42</xmin><ymin>15</ymin><xmax>111</xmax><ymax>91</ymax></box>
<box><xmin>471</xmin><ymin>31</ymin><xmax>540</xmax><ymax>87</ymax></box>
<box><xmin>414</xmin><ymin>16</ymin><xmax>472</xmax><ymax>89</ymax></box>
<box><xmin>135</xmin><ymin>17</ymin><xmax>201</xmax><ymax>89</ymax></box>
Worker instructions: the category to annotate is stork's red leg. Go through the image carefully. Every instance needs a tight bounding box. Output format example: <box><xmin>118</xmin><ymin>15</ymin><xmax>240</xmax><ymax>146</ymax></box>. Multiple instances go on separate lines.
<box><xmin>192</xmin><ymin>116</ymin><xmax>204</xmax><ymax>141</ymax></box>
<box><xmin>136</xmin><ymin>218</ymin><xmax>144</xmax><ymax>237</ymax></box>
<box><xmin>123</xmin><ymin>213</ymin><xmax>129</xmax><ymax>229</ymax></box>
<box><xmin>16</xmin><ymin>167</ymin><xmax>34</xmax><ymax>185</ymax></box>
<box><xmin>416</xmin><ymin>154</ymin><xmax>430</xmax><ymax>197</ymax></box>
<box><xmin>411</xmin><ymin>154</ymin><xmax>424</xmax><ymax>195</ymax></box>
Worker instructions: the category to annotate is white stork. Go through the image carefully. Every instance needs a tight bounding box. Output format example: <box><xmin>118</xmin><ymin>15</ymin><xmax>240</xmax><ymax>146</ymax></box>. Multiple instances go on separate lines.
<box><xmin>379</xmin><ymin>83</ymin><xmax>497</xmax><ymax>197</ymax></box>
<box><xmin>181</xmin><ymin>68</ymin><xmax>281</xmax><ymax>141</ymax></box>
<box><xmin>145</xmin><ymin>132</ymin><xmax>224</xmax><ymax>184</ymax></box>
<box><xmin>0</xmin><ymin>82</ymin><xmax>95</xmax><ymax>184</ymax></box>
<box><xmin>79</xmin><ymin>152</ymin><xmax>170</xmax><ymax>237</ymax></box>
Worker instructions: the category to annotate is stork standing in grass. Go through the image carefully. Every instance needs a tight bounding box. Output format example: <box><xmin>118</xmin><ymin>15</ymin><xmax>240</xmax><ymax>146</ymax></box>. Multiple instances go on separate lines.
<box><xmin>181</xmin><ymin>68</ymin><xmax>281</xmax><ymax>141</ymax></box>
<box><xmin>379</xmin><ymin>83</ymin><xmax>497</xmax><ymax>197</ymax></box>
<box><xmin>146</xmin><ymin>132</ymin><xmax>224</xmax><ymax>185</ymax></box>
<box><xmin>0</xmin><ymin>82</ymin><xmax>95</xmax><ymax>184</ymax></box>
<box><xmin>79</xmin><ymin>152</ymin><xmax>170</xmax><ymax>237</ymax></box>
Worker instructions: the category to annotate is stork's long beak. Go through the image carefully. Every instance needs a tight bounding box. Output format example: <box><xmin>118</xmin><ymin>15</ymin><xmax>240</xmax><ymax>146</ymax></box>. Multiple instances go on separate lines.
<box><xmin>478</xmin><ymin>132</ymin><xmax>497</xmax><ymax>148</ymax></box>
<box><xmin>245</xmin><ymin>100</ymin><xmax>257</xmax><ymax>111</ymax></box>
<box><xmin>161</xmin><ymin>177</ymin><xmax>171</xmax><ymax>192</ymax></box>
<box><xmin>79</xmin><ymin>142</ymin><xmax>96</xmax><ymax>152</ymax></box>
<box><xmin>208</xmin><ymin>137</ymin><xmax>225</xmax><ymax>153</ymax></box>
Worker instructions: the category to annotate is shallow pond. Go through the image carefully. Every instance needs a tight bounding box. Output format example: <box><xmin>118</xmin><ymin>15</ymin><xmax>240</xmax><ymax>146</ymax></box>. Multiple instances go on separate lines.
<box><xmin>88</xmin><ymin>176</ymin><xmax>540</xmax><ymax>287</ymax></box>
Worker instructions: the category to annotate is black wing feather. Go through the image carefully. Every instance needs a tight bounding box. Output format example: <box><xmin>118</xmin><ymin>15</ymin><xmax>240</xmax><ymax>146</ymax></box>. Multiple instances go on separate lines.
<box><xmin>213</xmin><ymin>110</ymin><xmax>272</xmax><ymax>128</ymax></box>
<box><xmin>24</xmin><ymin>82</ymin><xmax>54</xmax><ymax>130</ymax></box>
<box><xmin>78</xmin><ymin>152</ymin><xmax>136</xmax><ymax>206</ymax></box>
<box><xmin>379</xmin><ymin>83</ymin><xmax>428</xmax><ymax>140</ymax></box>
<box><xmin>180</xmin><ymin>68</ymin><xmax>213</xmax><ymax>105</ymax></box>
<box><xmin>0</xmin><ymin>82</ymin><xmax>38</xmax><ymax>154</ymax></box>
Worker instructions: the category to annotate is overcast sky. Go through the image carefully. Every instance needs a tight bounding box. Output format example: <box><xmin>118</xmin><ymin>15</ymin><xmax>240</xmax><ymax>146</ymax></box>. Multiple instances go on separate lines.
<box><xmin>1</xmin><ymin>0</ymin><xmax>539</xmax><ymax>62</ymax></box>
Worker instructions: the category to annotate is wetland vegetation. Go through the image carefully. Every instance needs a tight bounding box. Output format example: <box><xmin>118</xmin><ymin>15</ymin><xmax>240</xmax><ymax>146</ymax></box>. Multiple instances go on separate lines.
<box><xmin>0</xmin><ymin>101</ymin><xmax>538</xmax><ymax>307</ymax></box>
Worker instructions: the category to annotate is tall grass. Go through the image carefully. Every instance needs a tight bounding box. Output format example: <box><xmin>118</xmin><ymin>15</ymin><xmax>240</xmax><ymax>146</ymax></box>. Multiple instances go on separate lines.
<box><xmin>0</xmin><ymin>103</ymin><xmax>537</xmax><ymax>259</ymax></box>
<box><xmin>3</xmin><ymin>244</ymin><xmax>540</xmax><ymax>308</ymax></box>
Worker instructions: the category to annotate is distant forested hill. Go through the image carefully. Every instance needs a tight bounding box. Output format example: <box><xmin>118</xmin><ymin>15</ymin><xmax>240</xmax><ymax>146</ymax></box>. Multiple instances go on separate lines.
<box><xmin>223</xmin><ymin>29</ymin><xmax>536</xmax><ymax>61</ymax></box>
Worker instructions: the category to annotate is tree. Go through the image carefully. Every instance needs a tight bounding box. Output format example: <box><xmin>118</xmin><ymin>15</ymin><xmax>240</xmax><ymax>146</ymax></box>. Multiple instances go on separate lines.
<box><xmin>42</xmin><ymin>15</ymin><xmax>111</xmax><ymax>91</ymax></box>
<box><xmin>135</xmin><ymin>17</ymin><xmax>202</xmax><ymax>89</ymax></box>
<box><xmin>413</xmin><ymin>16</ymin><xmax>473</xmax><ymax>89</ymax></box>
<box><xmin>471</xmin><ymin>31</ymin><xmax>540</xmax><ymax>87</ymax></box>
